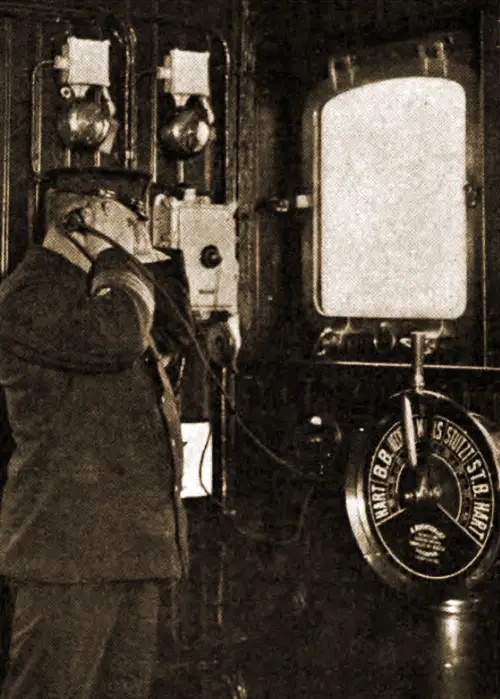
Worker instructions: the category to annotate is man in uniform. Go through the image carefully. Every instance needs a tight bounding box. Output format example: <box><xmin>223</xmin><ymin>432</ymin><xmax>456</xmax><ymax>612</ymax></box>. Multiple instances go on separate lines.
<box><xmin>0</xmin><ymin>168</ymin><xmax>193</xmax><ymax>699</ymax></box>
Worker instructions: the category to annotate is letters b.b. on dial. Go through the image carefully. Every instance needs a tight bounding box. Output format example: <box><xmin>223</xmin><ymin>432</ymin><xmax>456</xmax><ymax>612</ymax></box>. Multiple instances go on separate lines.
<box><xmin>346</xmin><ymin>391</ymin><xmax>500</xmax><ymax>596</ymax></box>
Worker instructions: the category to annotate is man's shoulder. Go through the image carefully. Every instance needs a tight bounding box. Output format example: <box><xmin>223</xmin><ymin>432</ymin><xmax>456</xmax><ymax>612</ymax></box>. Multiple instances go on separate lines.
<box><xmin>0</xmin><ymin>246</ymin><xmax>81</xmax><ymax>302</ymax></box>
<box><xmin>0</xmin><ymin>248</ymin><xmax>80</xmax><ymax>340</ymax></box>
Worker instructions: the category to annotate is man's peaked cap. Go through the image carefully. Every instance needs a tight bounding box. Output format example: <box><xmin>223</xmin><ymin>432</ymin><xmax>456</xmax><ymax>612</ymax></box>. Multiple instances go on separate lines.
<box><xmin>44</xmin><ymin>167</ymin><xmax>152</xmax><ymax>220</ymax></box>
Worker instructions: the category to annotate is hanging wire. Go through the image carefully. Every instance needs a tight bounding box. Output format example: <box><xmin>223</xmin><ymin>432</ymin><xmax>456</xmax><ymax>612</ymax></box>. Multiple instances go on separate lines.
<box><xmin>63</xmin><ymin>217</ymin><xmax>324</xmax><ymax>483</ymax></box>
<box><xmin>62</xmin><ymin>218</ymin><xmax>323</xmax><ymax>546</ymax></box>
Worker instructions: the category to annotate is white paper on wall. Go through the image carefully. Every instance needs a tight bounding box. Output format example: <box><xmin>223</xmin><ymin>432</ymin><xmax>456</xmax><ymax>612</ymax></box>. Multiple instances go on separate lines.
<box><xmin>181</xmin><ymin>422</ymin><xmax>213</xmax><ymax>498</ymax></box>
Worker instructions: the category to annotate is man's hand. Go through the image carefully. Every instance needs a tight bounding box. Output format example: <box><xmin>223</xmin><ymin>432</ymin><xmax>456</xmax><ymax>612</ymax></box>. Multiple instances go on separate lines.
<box><xmin>48</xmin><ymin>189</ymin><xmax>170</xmax><ymax>264</ymax></box>
<box><xmin>79</xmin><ymin>198</ymin><xmax>137</xmax><ymax>258</ymax></box>
<box><xmin>133</xmin><ymin>220</ymin><xmax>171</xmax><ymax>264</ymax></box>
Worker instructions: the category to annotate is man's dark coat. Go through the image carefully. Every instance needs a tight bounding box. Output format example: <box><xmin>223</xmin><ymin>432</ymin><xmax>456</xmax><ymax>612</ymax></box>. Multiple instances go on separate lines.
<box><xmin>0</xmin><ymin>245</ymin><xmax>192</xmax><ymax>582</ymax></box>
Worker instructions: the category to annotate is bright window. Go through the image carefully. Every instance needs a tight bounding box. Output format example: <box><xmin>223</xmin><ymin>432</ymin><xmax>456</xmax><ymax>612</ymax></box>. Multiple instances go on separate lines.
<box><xmin>320</xmin><ymin>77</ymin><xmax>467</xmax><ymax>319</ymax></box>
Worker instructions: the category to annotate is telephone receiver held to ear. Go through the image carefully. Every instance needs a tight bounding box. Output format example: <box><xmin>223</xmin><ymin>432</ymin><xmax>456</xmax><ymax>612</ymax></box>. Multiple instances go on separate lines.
<box><xmin>62</xmin><ymin>208</ymin><xmax>140</xmax><ymax>259</ymax></box>
<box><xmin>62</xmin><ymin>208</ymin><xmax>114</xmax><ymax>253</ymax></box>
<box><xmin>62</xmin><ymin>207</ymin><xmax>169</xmax><ymax>263</ymax></box>
<box><xmin>64</xmin><ymin>208</ymin><xmax>87</xmax><ymax>233</ymax></box>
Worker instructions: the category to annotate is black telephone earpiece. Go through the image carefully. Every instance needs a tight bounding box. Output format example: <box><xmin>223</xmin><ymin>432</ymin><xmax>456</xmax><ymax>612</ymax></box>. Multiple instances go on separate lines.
<box><xmin>63</xmin><ymin>208</ymin><xmax>87</xmax><ymax>233</ymax></box>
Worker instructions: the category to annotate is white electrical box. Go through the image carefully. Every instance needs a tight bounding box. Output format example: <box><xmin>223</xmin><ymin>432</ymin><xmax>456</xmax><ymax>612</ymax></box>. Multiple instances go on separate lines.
<box><xmin>55</xmin><ymin>37</ymin><xmax>111</xmax><ymax>87</ymax></box>
<box><xmin>152</xmin><ymin>192</ymin><xmax>238</xmax><ymax>318</ymax></box>
<box><xmin>157</xmin><ymin>49</ymin><xmax>211</xmax><ymax>98</ymax></box>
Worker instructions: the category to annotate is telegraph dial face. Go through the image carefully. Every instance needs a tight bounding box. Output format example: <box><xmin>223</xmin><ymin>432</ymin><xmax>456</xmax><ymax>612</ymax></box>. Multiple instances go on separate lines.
<box><xmin>347</xmin><ymin>393</ymin><xmax>500</xmax><ymax>588</ymax></box>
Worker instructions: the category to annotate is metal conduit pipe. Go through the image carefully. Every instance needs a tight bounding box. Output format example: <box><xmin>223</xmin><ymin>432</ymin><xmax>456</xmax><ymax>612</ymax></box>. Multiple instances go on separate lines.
<box><xmin>150</xmin><ymin>16</ymin><xmax>159</xmax><ymax>182</ymax></box>
<box><xmin>28</xmin><ymin>21</ymin><xmax>44</xmax><ymax>242</ymax></box>
<box><xmin>211</xmin><ymin>30</ymin><xmax>231</xmax><ymax>201</ymax></box>
<box><xmin>1</xmin><ymin>17</ymin><xmax>11</xmax><ymax>279</ymax></box>
<box><xmin>30</xmin><ymin>59</ymin><xmax>54</xmax><ymax>178</ymax></box>
<box><xmin>108</xmin><ymin>18</ymin><xmax>133</xmax><ymax>170</ymax></box>
<box><xmin>125</xmin><ymin>22</ymin><xmax>138</xmax><ymax>170</ymax></box>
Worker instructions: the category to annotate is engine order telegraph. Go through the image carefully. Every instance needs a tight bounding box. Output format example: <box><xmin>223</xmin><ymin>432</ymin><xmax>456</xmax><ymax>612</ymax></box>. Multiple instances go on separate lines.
<box><xmin>346</xmin><ymin>334</ymin><xmax>500</xmax><ymax>594</ymax></box>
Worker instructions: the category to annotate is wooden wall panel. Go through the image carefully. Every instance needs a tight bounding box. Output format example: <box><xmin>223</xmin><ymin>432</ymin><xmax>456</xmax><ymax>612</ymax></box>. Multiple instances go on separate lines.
<box><xmin>0</xmin><ymin>0</ymin><xmax>238</xmax><ymax>274</ymax></box>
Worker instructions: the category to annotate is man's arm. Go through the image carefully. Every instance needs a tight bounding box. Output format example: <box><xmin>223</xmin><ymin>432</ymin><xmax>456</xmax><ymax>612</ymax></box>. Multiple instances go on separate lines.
<box><xmin>0</xmin><ymin>248</ymin><xmax>155</xmax><ymax>373</ymax></box>
<box><xmin>146</xmin><ymin>248</ymin><xmax>195</xmax><ymax>356</ymax></box>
